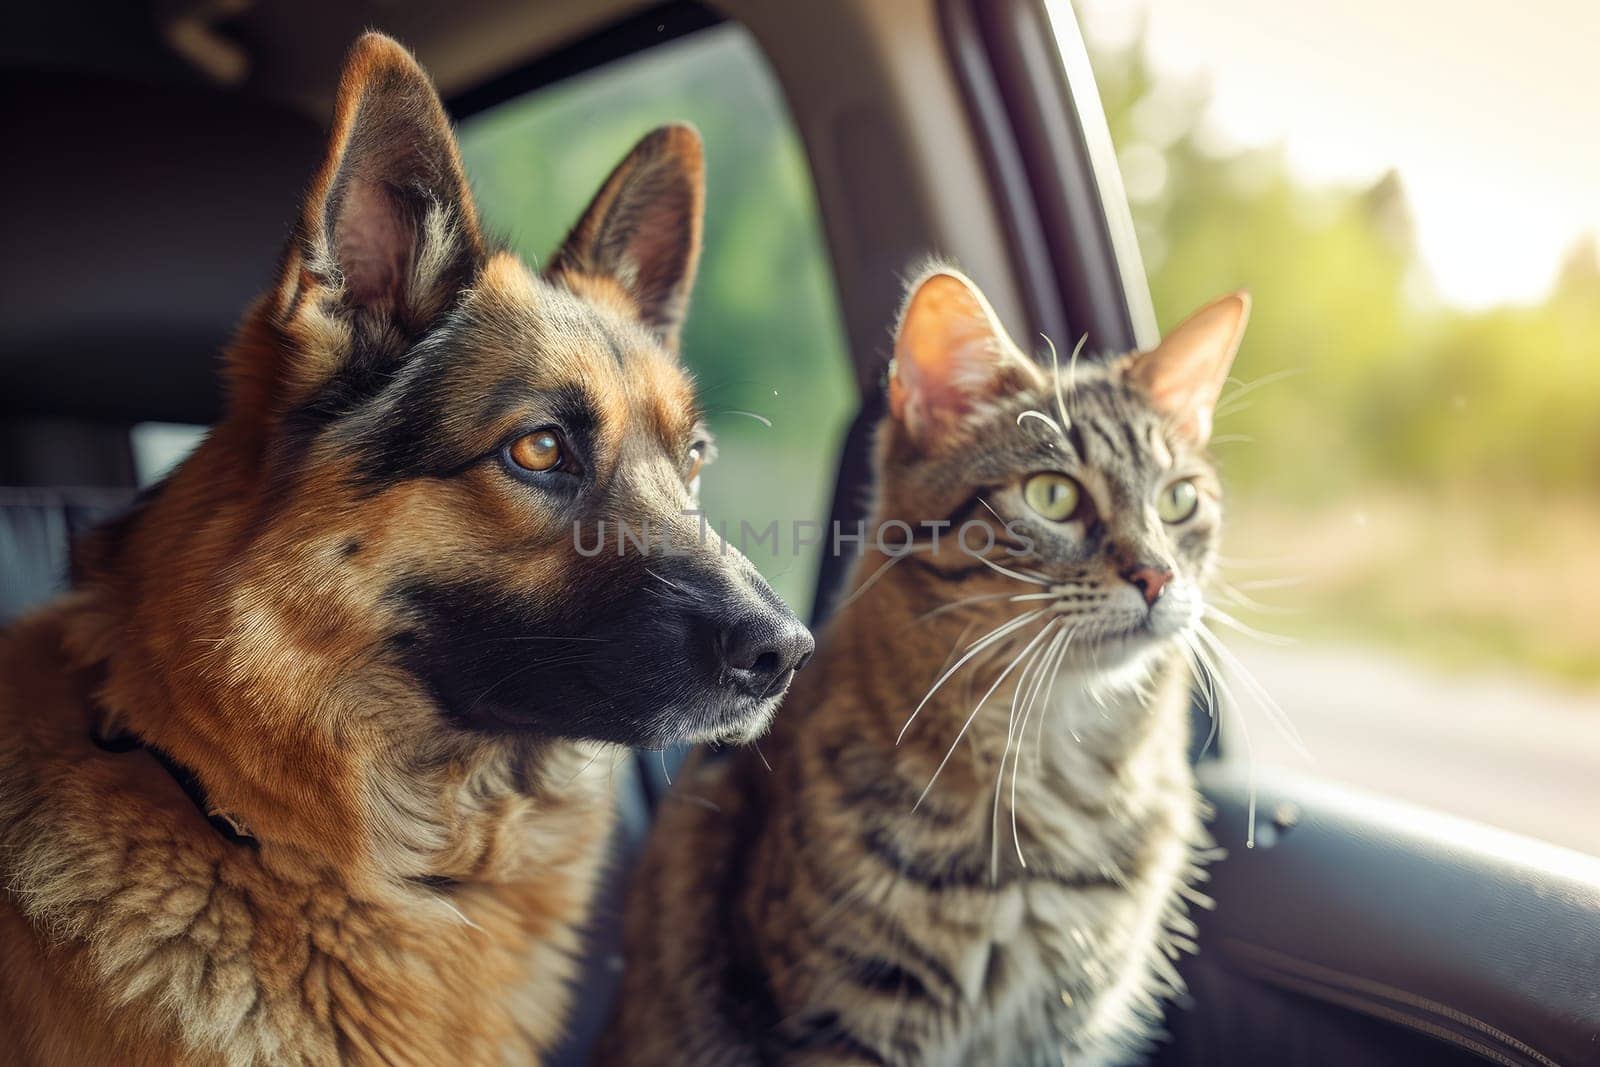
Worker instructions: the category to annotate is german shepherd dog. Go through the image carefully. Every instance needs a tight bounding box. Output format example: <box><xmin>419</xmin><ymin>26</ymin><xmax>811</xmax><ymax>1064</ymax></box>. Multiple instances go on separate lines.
<box><xmin>0</xmin><ymin>33</ymin><xmax>811</xmax><ymax>1065</ymax></box>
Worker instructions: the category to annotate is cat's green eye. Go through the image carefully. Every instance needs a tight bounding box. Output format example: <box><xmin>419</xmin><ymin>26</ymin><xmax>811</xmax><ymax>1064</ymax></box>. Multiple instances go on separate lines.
<box><xmin>1023</xmin><ymin>473</ymin><xmax>1082</xmax><ymax>522</ymax></box>
<box><xmin>1158</xmin><ymin>479</ymin><xmax>1200</xmax><ymax>523</ymax></box>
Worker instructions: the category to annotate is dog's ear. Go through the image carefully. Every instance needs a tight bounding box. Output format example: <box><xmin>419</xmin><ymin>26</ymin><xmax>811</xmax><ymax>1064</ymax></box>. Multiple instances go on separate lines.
<box><xmin>277</xmin><ymin>32</ymin><xmax>485</xmax><ymax>341</ymax></box>
<box><xmin>546</xmin><ymin>125</ymin><xmax>704</xmax><ymax>351</ymax></box>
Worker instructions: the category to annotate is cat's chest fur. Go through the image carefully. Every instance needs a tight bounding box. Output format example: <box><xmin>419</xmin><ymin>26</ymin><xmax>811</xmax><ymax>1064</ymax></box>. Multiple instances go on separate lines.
<box><xmin>862</xmin><ymin>681</ymin><xmax>1202</xmax><ymax>1066</ymax></box>
<box><xmin>945</xmin><ymin>817</ymin><xmax>1197</xmax><ymax>1066</ymax></box>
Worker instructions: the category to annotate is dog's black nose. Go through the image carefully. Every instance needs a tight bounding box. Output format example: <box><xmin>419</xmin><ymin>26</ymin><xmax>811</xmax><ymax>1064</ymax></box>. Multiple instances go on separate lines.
<box><xmin>719</xmin><ymin>615</ymin><xmax>815</xmax><ymax>698</ymax></box>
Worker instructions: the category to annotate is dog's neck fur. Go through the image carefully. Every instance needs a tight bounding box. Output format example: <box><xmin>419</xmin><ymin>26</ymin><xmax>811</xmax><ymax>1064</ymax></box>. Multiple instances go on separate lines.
<box><xmin>0</xmin><ymin>422</ymin><xmax>616</xmax><ymax>1061</ymax></box>
<box><xmin>70</xmin><ymin>414</ymin><xmax>608</xmax><ymax>884</ymax></box>
<box><xmin>0</xmin><ymin>584</ymin><xmax>614</xmax><ymax>1063</ymax></box>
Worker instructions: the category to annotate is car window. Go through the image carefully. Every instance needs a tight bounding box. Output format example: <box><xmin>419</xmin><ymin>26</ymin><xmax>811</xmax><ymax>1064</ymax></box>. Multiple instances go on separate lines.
<box><xmin>130</xmin><ymin>422</ymin><xmax>207</xmax><ymax>487</ymax></box>
<box><xmin>457</xmin><ymin>25</ymin><xmax>855</xmax><ymax>618</ymax></box>
<box><xmin>1074</xmin><ymin>0</ymin><xmax>1600</xmax><ymax>854</ymax></box>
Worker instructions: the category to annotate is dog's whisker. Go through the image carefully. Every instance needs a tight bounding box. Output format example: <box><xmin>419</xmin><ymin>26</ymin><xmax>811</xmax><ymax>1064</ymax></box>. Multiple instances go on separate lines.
<box><xmin>711</xmin><ymin>409</ymin><xmax>774</xmax><ymax>428</ymax></box>
<box><xmin>466</xmin><ymin>652</ymin><xmax>598</xmax><ymax>712</ymax></box>
<box><xmin>562</xmin><ymin>747</ymin><xmax>608</xmax><ymax>787</ymax></box>
<box><xmin>483</xmin><ymin>635</ymin><xmax>608</xmax><ymax>644</ymax></box>
<box><xmin>432</xmin><ymin>894</ymin><xmax>485</xmax><ymax>933</ymax></box>
<box><xmin>644</xmin><ymin>568</ymin><xmax>689</xmax><ymax>595</ymax></box>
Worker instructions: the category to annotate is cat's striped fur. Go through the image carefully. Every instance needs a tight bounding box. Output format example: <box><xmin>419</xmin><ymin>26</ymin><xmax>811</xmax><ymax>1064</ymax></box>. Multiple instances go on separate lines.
<box><xmin>600</xmin><ymin>269</ymin><xmax>1249</xmax><ymax>1065</ymax></box>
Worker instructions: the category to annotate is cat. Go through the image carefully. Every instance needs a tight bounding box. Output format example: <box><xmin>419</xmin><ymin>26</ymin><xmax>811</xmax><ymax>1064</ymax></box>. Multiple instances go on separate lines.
<box><xmin>596</xmin><ymin>266</ymin><xmax>1248</xmax><ymax>1066</ymax></box>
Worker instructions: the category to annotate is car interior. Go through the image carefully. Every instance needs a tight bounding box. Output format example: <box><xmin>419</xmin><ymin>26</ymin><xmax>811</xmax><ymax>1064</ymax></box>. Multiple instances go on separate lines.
<box><xmin>4</xmin><ymin>2</ymin><xmax>1596</xmax><ymax>1064</ymax></box>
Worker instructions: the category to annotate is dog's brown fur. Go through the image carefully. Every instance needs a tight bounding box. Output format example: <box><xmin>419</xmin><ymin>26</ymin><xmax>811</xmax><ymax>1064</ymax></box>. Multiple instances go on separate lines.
<box><xmin>0</xmin><ymin>33</ymin><xmax>804</xmax><ymax>1065</ymax></box>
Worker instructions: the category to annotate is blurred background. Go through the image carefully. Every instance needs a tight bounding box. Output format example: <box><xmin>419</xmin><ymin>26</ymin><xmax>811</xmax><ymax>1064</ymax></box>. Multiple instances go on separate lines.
<box><xmin>1072</xmin><ymin>0</ymin><xmax>1600</xmax><ymax>851</ymax></box>
<box><xmin>447</xmin><ymin>1</ymin><xmax>1599</xmax><ymax>852</ymax></box>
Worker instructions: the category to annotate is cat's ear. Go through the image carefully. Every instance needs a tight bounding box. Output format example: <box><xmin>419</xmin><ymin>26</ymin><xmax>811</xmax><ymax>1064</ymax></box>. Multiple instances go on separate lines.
<box><xmin>546</xmin><ymin>125</ymin><xmax>705</xmax><ymax>351</ymax></box>
<box><xmin>889</xmin><ymin>269</ymin><xmax>1037</xmax><ymax>447</ymax></box>
<box><xmin>283</xmin><ymin>33</ymin><xmax>485</xmax><ymax>329</ymax></box>
<box><xmin>1129</xmin><ymin>291</ymin><xmax>1250</xmax><ymax>444</ymax></box>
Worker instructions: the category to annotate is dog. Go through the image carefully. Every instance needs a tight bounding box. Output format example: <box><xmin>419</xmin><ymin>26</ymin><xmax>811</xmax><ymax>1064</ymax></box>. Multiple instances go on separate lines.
<box><xmin>0</xmin><ymin>33</ymin><xmax>811</xmax><ymax>1065</ymax></box>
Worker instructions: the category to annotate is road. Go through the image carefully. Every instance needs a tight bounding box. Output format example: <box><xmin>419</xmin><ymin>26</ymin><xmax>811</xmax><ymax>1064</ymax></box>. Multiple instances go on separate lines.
<box><xmin>1217</xmin><ymin>642</ymin><xmax>1600</xmax><ymax>856</ymax></box>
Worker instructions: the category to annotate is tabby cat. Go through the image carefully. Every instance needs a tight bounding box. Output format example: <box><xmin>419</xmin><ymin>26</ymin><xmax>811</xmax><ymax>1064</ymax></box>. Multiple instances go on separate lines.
<box><xmin>599</xmin><ymin>267</ymin><xmax>1249</xmax><ymax>1065</ymax></box>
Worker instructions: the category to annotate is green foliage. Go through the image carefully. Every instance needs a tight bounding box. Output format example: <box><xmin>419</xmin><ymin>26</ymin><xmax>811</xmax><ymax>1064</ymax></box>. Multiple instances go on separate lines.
<box><xmin>1094</xmin><ymin>34</ymin><xmax>1600</xmax><ymax>681</ymax></box>
<box><xmin>1092</xmin><ymin>39</ymin><xmax>1600</xmax><ymax>500</ymax></box>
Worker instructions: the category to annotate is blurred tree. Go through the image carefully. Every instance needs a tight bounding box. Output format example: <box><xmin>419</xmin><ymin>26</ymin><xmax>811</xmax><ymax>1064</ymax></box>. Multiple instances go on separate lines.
<box><xmin>1092</xmin><ymin>34</ymin><xmax>1600</xmax><ymax>499</ymax></box>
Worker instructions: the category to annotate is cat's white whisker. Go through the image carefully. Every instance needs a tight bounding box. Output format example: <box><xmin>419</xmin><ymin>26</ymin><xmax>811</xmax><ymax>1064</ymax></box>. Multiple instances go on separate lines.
<box><xmin>974</xmin><ymin>555</ymin><xmax>1052</xmax><ymax>587</ymax></box>
<box><xmin>991</xmin><ymin>620</ymin><xmax>1061</xmax><ymax>875</ymax></box>
<box><xmin>1017</xmin><ymin>409</ymin><xmax>1063</xmax><ymax>437</ymax></box>
<box><xmin>1042</xmin><ymin>333</ymin><xmax>1071</xmax><ymax>436</ymax></box>
<box><xmin>898</xmin><ymin>610</ymin><xmax>1047</xmax><ymax>745</ymax></box>
<box><xmin>1214</xmin><ymin>581</ymin><xmax>1301</xmax><ymax>617</ymax></box>
<box><xmin>1041</xmin><ymin>332</ymin><xmax>1090</xmax><ymax>443</ymax></box>
<box><xmin>1195</xmin><ymin>625</ymin><xmax>1311</xmax><ymax>760</ymax></box>
<box><xmin>1180</xmin><ymin>639</ymin><xmax>1222</xmax><ymax>759</ymax></box>
<box><xmin>1035</xmin><ymin>623</ymin><xmax>1081</xmax><ymax>760</ymax></box>
<box><xmin>1216</xmin><ymin>556</ymin><xmax>1288</xmax><ymax>570</ymax></box>
<box><xmin>832</xmin><ymin>543</ymin><xmax>939</xmax><ymax>614</ymax></box>
<box><xmin>963</xmin><ymin>610</ymin><xmax>1043</xmax><ymax>653</ymax></box>
<box><xmin>1203</xmin><ymin>605</ymin><xmax>1295</xmax><ymax>647</ymax></box>
<box><xmin>1010</xmin><ymin>624</ymin><xmax>1071</xmax><ymax>869</ymax></box>
<box><xmin>1228</xmin><ymin>574</ymin><xmax>1306</xmax><ymax>591</ymax></box>
<box><xmin>916</xmin><ymin>616</ymin><xmax>1055</xmax><ymax>812</ymax></box>
<box><xmin>1213</xmin><ymin>367</ymin><xmax>1302</xmax><ymax>419</ymax></box>
<box><xmin>1185</xmin><ymin>635</ymin><xmax>1260</xmax><ymax>848</ymax></box>
<box><xmin>976</xmin><ymin>497</ymin><xmax>1014</xmax><ymax>532</ymax></box>
<box><xmin>909</xmin><ymin>591</ymin><xmax>1023</xmax><ymax>627</ymax></box>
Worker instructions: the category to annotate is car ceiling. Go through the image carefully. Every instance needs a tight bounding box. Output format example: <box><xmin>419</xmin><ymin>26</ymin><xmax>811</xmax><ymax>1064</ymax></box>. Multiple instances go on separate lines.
<box><xmin>1</xmin><ymin>0</ymin><xmax>658</xmax><ymax>425</ymax></box>
<box><xmin>7</xmin><ymin>0</ymin><xmax>650</xmax><ymax>113</ymax></box>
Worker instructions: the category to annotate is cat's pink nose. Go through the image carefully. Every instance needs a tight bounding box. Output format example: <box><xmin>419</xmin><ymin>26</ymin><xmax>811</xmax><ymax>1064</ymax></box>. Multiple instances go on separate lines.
<box><xmin>1121</xmin><ymin>565</ymin><xmax>1173</xmax><ymax>606</ymax></box>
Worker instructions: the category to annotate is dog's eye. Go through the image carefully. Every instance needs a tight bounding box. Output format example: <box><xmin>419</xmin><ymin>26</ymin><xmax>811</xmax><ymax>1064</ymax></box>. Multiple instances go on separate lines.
<box><xmin>686</xmin><ymin>444</ymin><xmax>706</xmax><ymax>484</ymax></box>
<box><xmin>508</xmin><ymin>430</ymin><xmax>565</xmax><ymax>473</ymax></box>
